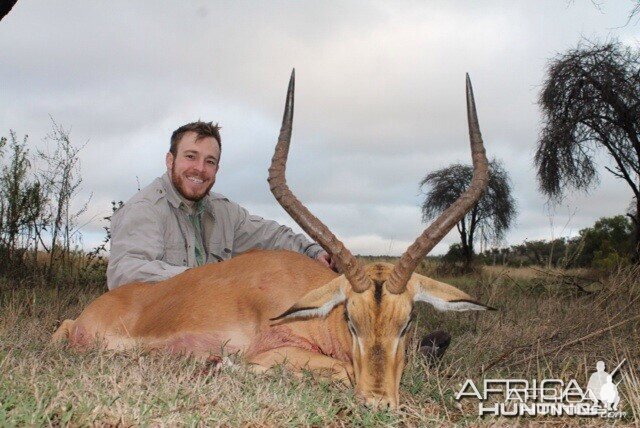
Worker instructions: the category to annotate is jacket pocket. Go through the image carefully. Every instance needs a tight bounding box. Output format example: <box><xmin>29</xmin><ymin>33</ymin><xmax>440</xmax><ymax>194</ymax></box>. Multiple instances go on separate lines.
<box><xmin>208</xmin><ymin>242</ymin><xmax>232</xmax><ymax>262</ymax></box>
<box><xmin>164</xmin><ymin>245</ymin><xmax>187</xmax><ymax>266</ymax></box>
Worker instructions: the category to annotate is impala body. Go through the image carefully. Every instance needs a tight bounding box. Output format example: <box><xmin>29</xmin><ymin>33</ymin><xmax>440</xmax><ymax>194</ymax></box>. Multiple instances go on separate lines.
<box><xmin>53</xmin><ymin>71</ymin><xmax>494</xmax><ymax>408</ymax></box>
<box><xmin>55</xmin><ymin>250</ymin><xmax>346</xmax><ymax>360</ymax></box>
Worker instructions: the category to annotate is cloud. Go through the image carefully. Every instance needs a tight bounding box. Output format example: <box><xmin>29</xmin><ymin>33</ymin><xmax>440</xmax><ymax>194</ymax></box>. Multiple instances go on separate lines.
<box><xmin>0</xmin><ymin>1</ymin><xmax>637</xmax><ymax>255</ymax></box>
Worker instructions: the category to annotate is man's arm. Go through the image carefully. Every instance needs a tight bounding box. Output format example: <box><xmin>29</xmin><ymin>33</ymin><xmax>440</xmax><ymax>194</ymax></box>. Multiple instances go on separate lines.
<box><xmin>230</xmin><ymin>202</ymin><xmax>327</xmax><ymax>260</ymax></box>
<box><xmin>107</xmin><ymin>201</ymin><xmax>188</xmax><ymax>289</ymax></box>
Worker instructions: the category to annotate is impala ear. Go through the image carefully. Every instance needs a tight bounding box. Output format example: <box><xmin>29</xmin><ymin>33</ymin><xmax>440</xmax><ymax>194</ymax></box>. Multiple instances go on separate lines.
<box><xmin>410</xmin><ymin>274</ymin><xmax>495</xmax><ymax>312</ymax></box>
<box><xmin>271</xmin><ymin>276</ymin><xmax>350</xmax><ymax>321</ymax></box>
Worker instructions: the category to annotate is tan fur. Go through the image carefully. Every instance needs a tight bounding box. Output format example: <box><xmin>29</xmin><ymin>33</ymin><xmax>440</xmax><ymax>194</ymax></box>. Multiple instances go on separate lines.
<box><xmin>52</xmin><ymin>251</ymin><xmax>489</xmax><ymax>409</ymax></box>
<box><xmin>52</xmin><ymin>250</ymin><xmax>352</xmax><ymax>359</ymax></box>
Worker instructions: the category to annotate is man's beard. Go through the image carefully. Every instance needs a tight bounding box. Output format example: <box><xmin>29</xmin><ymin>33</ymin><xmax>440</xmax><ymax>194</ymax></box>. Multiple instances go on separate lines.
<box><xmin>170</xmin><ymin>165</ymin><xmax>215</xmax><ymax>202</ymax></box>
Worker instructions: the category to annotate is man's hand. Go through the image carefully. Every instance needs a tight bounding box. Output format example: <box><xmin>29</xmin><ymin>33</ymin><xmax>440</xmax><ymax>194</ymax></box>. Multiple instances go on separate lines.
<box><xmin>315</xmin><ymin>251</ymin><xmax>338</xmax><ymax>272</ymax></box>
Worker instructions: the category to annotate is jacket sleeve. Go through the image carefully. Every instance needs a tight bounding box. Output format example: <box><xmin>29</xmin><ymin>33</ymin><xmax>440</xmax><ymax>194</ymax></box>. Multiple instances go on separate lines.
<box><xmin>229</xmin><ymin>202</ymin><xmax>325</xmax><ymax>259</ymax></box>
<box><xmin>106</xmin><ymin>201</ymin><xmax>189</xmax><ymax>289</ymax></box>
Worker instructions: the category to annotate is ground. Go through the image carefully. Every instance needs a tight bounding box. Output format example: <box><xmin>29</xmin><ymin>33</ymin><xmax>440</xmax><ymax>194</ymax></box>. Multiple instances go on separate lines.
<box><xmin>1</xmin><ymin>262</ymin><xmax>638</xmax><ymax>426</ymax></box>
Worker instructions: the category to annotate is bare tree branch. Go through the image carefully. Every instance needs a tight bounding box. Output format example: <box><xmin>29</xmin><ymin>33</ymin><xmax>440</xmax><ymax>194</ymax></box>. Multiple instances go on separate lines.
<box><xmin>536</xmin><ymin>40</ymin><xmax>640</xmax><ymax>256</ymax></box>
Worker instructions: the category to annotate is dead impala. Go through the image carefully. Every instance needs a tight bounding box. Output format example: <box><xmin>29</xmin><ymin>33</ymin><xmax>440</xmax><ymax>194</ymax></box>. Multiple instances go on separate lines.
<box><xmin>52</xmin><ymin>71</ymin><xmax>494</xmax><ymax>409</ymax></box>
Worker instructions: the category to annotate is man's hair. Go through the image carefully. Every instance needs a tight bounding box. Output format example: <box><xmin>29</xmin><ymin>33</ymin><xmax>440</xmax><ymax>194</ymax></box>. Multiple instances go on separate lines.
<box><xmin>170</xmin><ymin>121</ymin><xmax>221</xmax><ymax>155</ymax></box>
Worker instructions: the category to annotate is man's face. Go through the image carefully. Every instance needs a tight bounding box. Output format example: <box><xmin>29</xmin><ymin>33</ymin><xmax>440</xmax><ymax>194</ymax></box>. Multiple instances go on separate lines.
<box><xmin>165</xmin><ymin>131</ymin><xmax>220</xmax><ymax>202</ymax></box>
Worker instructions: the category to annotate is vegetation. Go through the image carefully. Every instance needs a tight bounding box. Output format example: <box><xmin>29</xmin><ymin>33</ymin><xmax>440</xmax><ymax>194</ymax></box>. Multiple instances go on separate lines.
<box><xmin>0</xmin><ymin>131</ymin><xmax>44</xmax><ymax>270</ymax></box>
<box><xmin>476</xmin><ymin>215</ymin><xmax>635</xmax><ymax>270</ymax></box>
<box><xmin>536</xmin><ymin>40</ymin><xmax>640</xmax><ymax>257</ymax></box>
<box><xmin>420</xmin><ymin>160</ymin><xmax>517</xmax><ymax>266</ymax></box>
<box><xmin>1</xmin><ymin>260</ymin><xmax>638</xmax><ymax>425</ymax></box>
<box><xmin>0</xmin><ymin>125</ymin><xmax>108</xmax><ymax>289</ymax></box>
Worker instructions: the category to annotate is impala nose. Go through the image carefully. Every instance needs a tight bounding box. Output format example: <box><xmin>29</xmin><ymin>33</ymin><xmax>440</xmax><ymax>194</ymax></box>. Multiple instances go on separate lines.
<box><xmin>358</xmin><ymin>393</ymin><xmax>398</xmax><ymax>410</ymax></box>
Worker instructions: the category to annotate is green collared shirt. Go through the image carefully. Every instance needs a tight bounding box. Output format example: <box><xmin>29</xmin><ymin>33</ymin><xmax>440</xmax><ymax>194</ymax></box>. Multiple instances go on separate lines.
<box><xmin>182</xmin><ymin>200</ymin><xmax>206</xmax><ymax>266</ymax></box>
<box><xmin>171</xmin><ymin>182</ymin><xmax>208</xmax><ymax>267</ymax></box>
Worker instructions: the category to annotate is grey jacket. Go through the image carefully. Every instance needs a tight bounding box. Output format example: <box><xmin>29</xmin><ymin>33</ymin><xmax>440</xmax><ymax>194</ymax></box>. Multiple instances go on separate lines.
<box><xmin>106</xmin><ymin>173</ymin><xmax>324</xmax><ymax>289</ymax></box>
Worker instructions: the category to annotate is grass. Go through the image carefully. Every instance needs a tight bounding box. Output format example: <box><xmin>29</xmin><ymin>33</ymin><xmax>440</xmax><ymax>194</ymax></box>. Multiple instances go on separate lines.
<box><xmin>1</xmin><ymin>263</ymin><xmax>639</xmax><ymax>426</ymax></box>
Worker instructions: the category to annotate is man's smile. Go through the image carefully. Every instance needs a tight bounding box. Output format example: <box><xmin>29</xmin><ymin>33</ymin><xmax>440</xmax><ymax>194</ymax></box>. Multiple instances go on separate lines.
<box><xmin>186</xmin><ymin>176</ymin><xmax>205</xmax><ymax>184</ymax></box>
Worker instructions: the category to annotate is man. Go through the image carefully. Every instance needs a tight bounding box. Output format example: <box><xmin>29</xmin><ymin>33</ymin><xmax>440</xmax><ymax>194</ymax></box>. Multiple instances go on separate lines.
<box><xmin>107</xmin><ymin>121</ymin><xmax>332</xmax><ymax>290</ymax></box>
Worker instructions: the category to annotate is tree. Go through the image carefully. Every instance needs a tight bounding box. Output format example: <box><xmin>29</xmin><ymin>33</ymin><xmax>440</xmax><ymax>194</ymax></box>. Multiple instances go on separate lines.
<box><xmin>629</xmin><ymin>1</ymin><xmax>640</xmax><ymax>24</ymax></box>
<box><xmin>476</xmin><ymin>214</ymin><xmax>633</xmax><ymax>269</ymax></box>
<box><xmin>38</xmin><ymin>121</ymin><xmax>88</xmax><ymax>289</ymax></box>
<box><xmin>0</xmin><ymin>131</ymin><xmax>45</xmax><ymax>271</ymax></box>
<box><xmin>420</xmin><ymin>160</ymin><xmax>517</xmax><ymax>265</ymax></box>
<box><xmin>575</xmin><ymin>215</ymin><xmax>633</xmax><ymax>267</ymax></box>
<box><xmin>572</xmin><ymin>1</ymin><xmax>640</xmax><ymax>26</ymax></box>
<box><xmin>535</xmin><ymin>40</ymin><xmax>640</xmax><ymax>257</ymax></box>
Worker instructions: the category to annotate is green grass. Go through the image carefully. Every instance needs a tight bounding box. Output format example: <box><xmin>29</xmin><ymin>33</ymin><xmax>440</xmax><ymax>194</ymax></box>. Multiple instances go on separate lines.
<box><xmin>1</xmin><ymin>264</ymin><xmax>639</xmax><ymax>426</ymax></box>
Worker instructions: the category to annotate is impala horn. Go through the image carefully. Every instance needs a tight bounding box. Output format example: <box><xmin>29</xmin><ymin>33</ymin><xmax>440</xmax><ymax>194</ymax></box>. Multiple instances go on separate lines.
<box><xmin>386</xmin><ymin>74</ymin><xmax>490</xmax><ymax>294</ymax></box>
<box><xmin>268</xmin><ymin>69</ymin><xmax>372</xmax><ymax>293</ymax></box>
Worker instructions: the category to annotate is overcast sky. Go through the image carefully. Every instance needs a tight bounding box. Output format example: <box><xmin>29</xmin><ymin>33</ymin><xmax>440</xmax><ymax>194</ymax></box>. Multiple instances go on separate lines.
<box><xmin>1</xmin><ymin>1</ymin><xmax>639</xmax><ymax>256</ymax></box>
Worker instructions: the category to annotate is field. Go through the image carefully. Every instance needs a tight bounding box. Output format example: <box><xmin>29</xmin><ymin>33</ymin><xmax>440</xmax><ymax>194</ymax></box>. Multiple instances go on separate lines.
<box><xmin>1</xmin><ymin>262</ymin><xmax>639</xmax><ymax>426</ymax></box>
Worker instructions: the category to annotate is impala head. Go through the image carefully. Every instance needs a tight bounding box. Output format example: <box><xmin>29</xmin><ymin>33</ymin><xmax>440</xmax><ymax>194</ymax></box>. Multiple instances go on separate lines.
<box><xmin>269</xmin><ymin>70</ymin><xmax>493</xmax><ymax>409</ymax></box>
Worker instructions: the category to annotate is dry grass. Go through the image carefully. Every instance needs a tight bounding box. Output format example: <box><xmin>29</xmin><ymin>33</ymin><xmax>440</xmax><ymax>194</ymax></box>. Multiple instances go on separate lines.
<box><xmin>481</xmin><ymin>264</ymin><xmax>595</xmax><ymax>281</ymax></box>
<box><xmin>1</xmin><ymin>264</ymin><xmax>639</xmax><ymax>426</ymax></box>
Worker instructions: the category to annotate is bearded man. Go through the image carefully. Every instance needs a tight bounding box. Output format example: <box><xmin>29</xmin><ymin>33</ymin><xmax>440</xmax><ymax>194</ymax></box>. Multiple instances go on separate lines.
<box><xmin>107</xmin><ymin>121</ymin><xmax>333</xmax><ymax>290</ymax></box>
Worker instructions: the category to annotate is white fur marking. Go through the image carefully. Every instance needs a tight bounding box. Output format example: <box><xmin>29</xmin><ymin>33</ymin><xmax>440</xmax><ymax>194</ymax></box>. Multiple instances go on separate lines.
<box><xmin>414</xmin><ymin>291</ymin><xmax>487</xmax><ymax>312</ymax></box>
<box><xmin>391</xmin><ymin>337</ymin><xmax>400</xmax><ymax>359</ymax></box>
<box><xmin>285</xmin><ymin>288</ymin><xmax>346</xmax><ymax>319</ymax></box>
